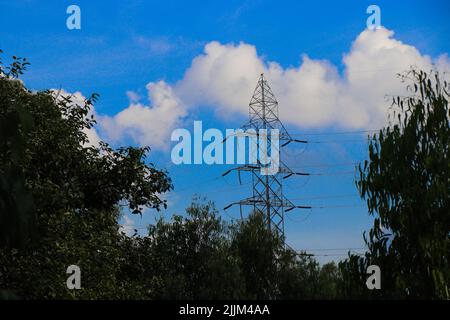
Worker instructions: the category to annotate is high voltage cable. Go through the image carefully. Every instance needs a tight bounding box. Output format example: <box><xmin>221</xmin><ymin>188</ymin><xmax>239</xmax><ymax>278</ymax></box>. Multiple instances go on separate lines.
<box><xmin>174</xmin><ymin>168</ymin><xmax>357</xmax><ymax>195</ymax></box>
<box><xmin>307</xmin><ymin>139</ymin><xmax>369</xmax><ymax>144</ymax></box>
<box><xmin>174</xmin><ymin>176</ymin><xmax>221</xmax><ymax>193</ymax></box>
<box><xmin>302</xmin><ymin>247</ymin><xmax>367</xmax><ymax>251</ymax></box>
<box><xmin>224</xmin><ymin>129</ymin><xmax>378</xmax><ymax>142</ymax></box>
<box><xmin>308</xmin><ymin>170</ymin><xmax>355</xmax><ymax>176</ymax></box>
<box><xmin>175</xmin><ymin>182</ymin><xmax>249</xmax><ymax>195</ymax></box>
<box><xmin>120</xmin><ymin>224</ymin><xmax>369</xmax><ymax>258</ymax></box>
<box><xmin>286</xmin><ymin>210</ymin><xmax>313</xmax><ymax>223</ymax></box>
<box><xmin>303</xmin><ymin>204</ymin><xmax>365</xmax><ymax>209</ymax></box>
<box><xmin>288</xmin><ymin>161</ymin><xmax>361</xmax><ymax>168</ymax></box>
<box><xmin>174</xmin><ymin>175</ymin><xmax>253</xmax><ymax>194</ymax></box>
<box><xmin>289</xmin><ymin>193</ymin><xmax>359</xmax><ymax>200</ymax></box>
<box><xmin>119</xmin><ymin>202</ymin><xmax>366</xmax><ymax>219</ymax></box>
<box><xmin>282</xmin><ymin>204</ymin><xmax>365</xmax><ymax>211</ymax></box>
<box><xmin>285</xmin><ymin>243</ymin><xmax>365</xmax><ymax>258</ymax></box>
<box><xmin>286</xmin><ymin>129</ymin><xmax>380</xmax><ymax>136</ymax></box>
<box><xmin>296</xmin><ymin>253</ymin><xmax>365</xmax><ymax>257</ymax></box>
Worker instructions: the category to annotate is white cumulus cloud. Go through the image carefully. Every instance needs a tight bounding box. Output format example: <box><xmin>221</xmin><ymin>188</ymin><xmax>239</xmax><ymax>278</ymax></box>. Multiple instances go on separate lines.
<box><xmin>99</xmin><ymin>81</ymin><xmax>187</xmax><ymax>150</ymax></box>
<box><xmin>95</xmin><ymin>27</ymin><xmax>450</xmax><ymax>148</ymax></box>
<box><xmin>175</xmin><ymin>28</ymin><xmax>449</xmax><ymax>130</ymax></box>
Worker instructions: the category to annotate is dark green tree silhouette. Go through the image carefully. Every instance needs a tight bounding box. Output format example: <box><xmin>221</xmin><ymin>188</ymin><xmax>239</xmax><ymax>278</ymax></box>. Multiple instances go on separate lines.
<box><xmin>0</xmin><ymin>50</ymin><xmax>343</xmax><ymax>300</ymax></box>
<box><xmin>340</xmin><ymin>69</ymin><xmax>449</xmax><ymax>299</ymax></box>
<box><xmin>0</xmin><ymin>50</ymin><xmax>35</xmax><ymax>250</ymax></box>
<box><xmin>146</xmin><ymin>199</ymin><xmax>245</xmax><ymax>299</ymax></box>
<box><xmin>0</xmin><ymin>51</ymin><xmax>172</xmax><ymax>299</ymax></box>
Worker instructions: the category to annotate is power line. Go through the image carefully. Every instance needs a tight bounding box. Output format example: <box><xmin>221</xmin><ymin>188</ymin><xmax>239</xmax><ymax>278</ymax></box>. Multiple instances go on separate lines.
<box><xmin>285</xmin><ymin>210</ymin><xmax>312</xmax><ymax>223</ymax></box>
<box><xmin>174</xmin><ymin>176</ymin><xmax>221</xmax><ymax>193</ymax></box>
<box><xmin>308</xmin><ymin>170</ymin><xmax>355</xmax><ymax>176</ymax></box>
<box><xmin>289</xmin><ymin>193</ymin><xmax>359</xmax><ymax>201</ymax></box>
<box><xmin>307</xmin><ymin>139</ymin><xmax>368</xmax><ymax>144</ymax></box>
<box><xmin>287</xmin><ymin>129</ymin><xmax>380</xmax><ymax>136</ymax></box>
<box><xmin>120</xmin><ymin>226</ymin><xmax>149</xmax><ymax>230</ymax></box>
<box><xmin>302</xmin><ymin>204</ymin><xmax>365</xmax><ymax>209</ymax></box>
<box><xmin>297</xmin><ymin>252</ymin><xmax>365</xmax><ymax>257</ymax></box>
<box><xmin>302</xmin><ymin>247</ymin><xmax>366</xmax><ymax>251</ymax></box>
<box><xmin>223</xmin><ymin>128</ymin><xmax>379</xmax><ymax>142</ymax></box>
<box><xmin>288</xmin><ymin>161</ymin><xmax>361</xmax><ymax>168</ymax></box>
<box><xmin>174</xmin><ymin>174</ymin><xmax>354</xmax><ymax>198</ymax></box>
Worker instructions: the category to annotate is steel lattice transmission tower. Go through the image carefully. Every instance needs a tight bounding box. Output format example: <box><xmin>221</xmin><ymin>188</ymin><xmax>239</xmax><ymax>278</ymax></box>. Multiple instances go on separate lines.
<box><xmin>224</xmin><ymin>74</ymin><xmax>310</xmax><ymax>239</ymax></box>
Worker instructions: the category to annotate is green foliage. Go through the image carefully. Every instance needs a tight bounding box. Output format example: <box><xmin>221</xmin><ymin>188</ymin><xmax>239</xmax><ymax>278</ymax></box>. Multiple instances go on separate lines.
<box><xmin>0</xmin><ymin>50</ymin><xmax>341</xmax><ymax>300</ymax></box>
<box><xmin>0</xmin><ymin>52</ymin><xmax>35</xmax><ymax>249</ymax></box>
<box><xmin>231</xmin><ymin>212</ymin><xmax>282</xmax><ymax>299</ymax></box>
<box><xmin>230</xmin><ymin>212</ymin><xmax>341</xmax><ymax>299</ymax></box>
<box><xmin>0</xmin><ymin>51</ymin><xmax>172</xmax><ymax>299</ymax></box>
<box><xmin>340</xmin><ymin>69</ymin><xmax>450</xmax><ymax>299</ymax></box>
<box><xmin>140</xmin><ymin>205</ymin><xmax>341</xmax><ymax>300</ymax></box>
<box><xmin>146</xmin><ymin>199</ymin><xmax>245</xmax><ymax>299</ymax></box>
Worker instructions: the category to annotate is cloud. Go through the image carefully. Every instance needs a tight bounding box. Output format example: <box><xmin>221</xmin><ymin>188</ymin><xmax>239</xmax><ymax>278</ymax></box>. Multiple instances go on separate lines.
<box><xmin>175</xmin><ymin>28</ymin><xmax>449</xmax><ymax>129</ymax></box>
<box><xmin>126</xmin><ymin>90</ymin><xmax>141</xmax><ymax>103</ymax></box>
<box><xmin>99</xmin><ymin>81</ymin><xmax>186</xmax><ymax>150</ymax></box>
<box><xmin>52</xmin><ymin>89</ymin><xmax>101</xmax><ymax>148</ymax></box>
<box><xmin>176</xmin><ymin>41</ymin><xmax>265</xmax><ymax>115</ymax></box>
<box><xmin>96</xmin><ymin>27</ymin><xmax>450</xmax><ymax>149</ymax></box>
<box><xmin>119</xmin><ymin>215</ymin><xmax>136</xmax><ymax>237</ymax></box>
<box><xmin>133</xmin><ymin>36</ymin><xmax>175</xmax><ymax>55</ymax></box>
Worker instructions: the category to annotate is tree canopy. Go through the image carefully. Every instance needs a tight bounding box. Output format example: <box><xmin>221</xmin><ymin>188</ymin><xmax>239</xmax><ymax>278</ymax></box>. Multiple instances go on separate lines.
<box><xmin>0</xmin><ymin>51</ymin><xmax>339</xmax><ymax>300</ymax></box>
<box><xmin>340</xmin><ymin>69</ymin><xmax>450</xmax><ymax>299</ymax></box>
<box><xmin>1</xmin><ymin>51</ymin><xmax>448</xmax><ymax>300</ymax></box>
<box><xmin>0</xmin><ymin>51</ymin><xmax>172</xmax><ymax>298</ymax></box>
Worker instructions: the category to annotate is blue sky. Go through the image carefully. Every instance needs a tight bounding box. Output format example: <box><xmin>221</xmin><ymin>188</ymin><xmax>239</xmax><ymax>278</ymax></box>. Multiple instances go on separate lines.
<box><xmin>1</xmin><ymin>0</ymin><xmax>449</xmax><ymax>262</ymax></box>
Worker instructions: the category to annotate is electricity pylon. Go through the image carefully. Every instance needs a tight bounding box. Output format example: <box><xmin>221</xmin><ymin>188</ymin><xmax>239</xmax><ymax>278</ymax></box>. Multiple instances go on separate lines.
<box><xmin>224</xmin><ymin>74</ymin><xmax>310</xmax><ymax>239</ymax></box>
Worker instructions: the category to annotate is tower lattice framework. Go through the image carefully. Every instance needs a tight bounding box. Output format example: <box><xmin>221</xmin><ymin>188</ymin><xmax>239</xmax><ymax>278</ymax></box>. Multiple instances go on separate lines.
<box><xmin>224</xmin><ymin>74</ymin><xmax>310</xmax><ymax>239</ymax></box>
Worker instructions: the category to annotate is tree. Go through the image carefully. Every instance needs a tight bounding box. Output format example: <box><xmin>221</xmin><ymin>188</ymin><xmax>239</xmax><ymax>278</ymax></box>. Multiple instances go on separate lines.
<box><xmin>0</xmin><ymin>51</ymin><xmax>173</xmax><ymax>299</ymax></box>
<box><xmin>317</xmin><ymin>262</ymin><xmax>341</xmax><ymax>299</ymax></box>
<box><xmin>0</xmin><ymin>50</ymin><xmax>344</xmax><ymax>300</ymax></box>
<box><xmin>146</xmin><ymin>199</ymin><xmax>245</xmax><ymax>299</ymax></box>
<box><xmin>230</xmin><ymin>212</ymin><xmax>283</xmax><ymax>299</ymax></box>
<box><xmin>0</xmin><ymin>51</ymin><xmax>35</xmax><ymax>250</ymax></box>
<box><xmin>340</xmin><ymin>69</ymin><xmax>450</xmax><ymax>299</ymax></box>
<box><xmin>231</xmin><ymin>212</ymin><xmax>340</xmax><ymax>299</ymax></box>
